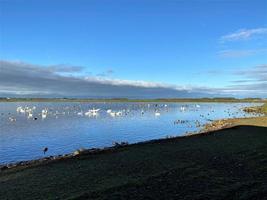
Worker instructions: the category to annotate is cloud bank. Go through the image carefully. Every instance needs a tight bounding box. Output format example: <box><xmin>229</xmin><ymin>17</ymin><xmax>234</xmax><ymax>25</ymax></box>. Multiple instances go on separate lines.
<box><xmin>0</xmin><ymin>60</ymin><xmax>212</xmax><ymax>98</ymax></box>
<box><xmin>0</xmin><ymin>60</ymin><xmax>266</xmax><ymax>98</ymax></box>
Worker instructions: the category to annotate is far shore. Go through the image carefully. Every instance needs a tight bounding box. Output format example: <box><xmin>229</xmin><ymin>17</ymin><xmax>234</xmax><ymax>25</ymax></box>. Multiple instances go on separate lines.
<box><xmin>1</xmin><ymin>97</ymin><xmax>267</xmax><ymax>103</ymax></box>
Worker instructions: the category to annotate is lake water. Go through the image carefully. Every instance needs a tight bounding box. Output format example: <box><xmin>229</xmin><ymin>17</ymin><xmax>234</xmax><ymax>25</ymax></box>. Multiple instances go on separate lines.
<box><xmin>0</xmin><ymin>102</ymin><xmax>262</xmax><ymax>164</ymax></box>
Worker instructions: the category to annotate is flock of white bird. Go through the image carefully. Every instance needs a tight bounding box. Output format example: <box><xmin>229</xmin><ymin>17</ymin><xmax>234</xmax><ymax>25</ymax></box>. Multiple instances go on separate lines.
<box><xmin>6</xmin><ymin>104</ymin><xmax>207</xmax><ymax>122</ymax></box>
<box><xmin>5</xmin><ymin>103</ymin><xmax>260</xmax><ymax>124</ymax></box>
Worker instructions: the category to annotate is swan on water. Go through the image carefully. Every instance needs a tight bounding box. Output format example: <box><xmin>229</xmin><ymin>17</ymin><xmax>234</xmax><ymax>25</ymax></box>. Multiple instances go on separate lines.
<box><xmin>77</xmin><ymin>111</ymin><xmax>83</xmax><ymax>116</ymax></box>
<box><xmin>110</xmin><ymin>112</ymin><xmax>116</xmax><ymax>117</ymax></box>
<box><xmin>85</xmin><ymin>108</ymin><xmax>100</xmax><ymax>116</ymax></box>
<box><xmin>28</xmin><ymin>113</ymin><xmax>33</xmax><ymax>118</ymax></box>
<box><xmin>9</xmin><ymin>117</ymin><xmax>16</xmax><ymax>122</ymax></box>
<box><xmin>155</xmin><ymin>112</ymin><xmax>160</xmax><ymax>116</ymax></box>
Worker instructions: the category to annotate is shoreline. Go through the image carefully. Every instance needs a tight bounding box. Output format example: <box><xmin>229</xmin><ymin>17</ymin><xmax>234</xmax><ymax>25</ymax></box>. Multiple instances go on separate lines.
<box><xmin>0</xmin><ymin>124</ymin><xmax>231</xmax><ymax>170</ymax></box>
<box><xmin>2</xmin><ymin>115</ymin><xmax>266</xmax><ymax>172</ymax></box>
<box><xmin>1</xmin><ymin>102</ymin><xmax>265</xmax><ymax>169</ymax></box>
<box><xmin>1</xmin><ymin>103</ymin><xmax>266</xmax><ymax>171</ymax></box>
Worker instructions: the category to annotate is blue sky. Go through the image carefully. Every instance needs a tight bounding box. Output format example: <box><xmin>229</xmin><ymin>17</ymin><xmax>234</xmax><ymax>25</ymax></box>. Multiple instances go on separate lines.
<box><xmin>0</xmin><ymin>0</ymin><xmax>267</xmax><ymax>98</ymax></box>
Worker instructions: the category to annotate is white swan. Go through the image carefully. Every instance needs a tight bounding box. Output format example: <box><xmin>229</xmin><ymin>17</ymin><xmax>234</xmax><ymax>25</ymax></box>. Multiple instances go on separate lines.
<box><xmin>110</xmin><ymin>112</ymin><xmax>116</xmax><ymax>117</ymax></box>
<box><xmin>17</xmin><ymin>106</ymin><xmax>25</xmax><ymax>113</ymax></box>
<box><xmin>28</xmin><ymin>113</ymin><xmax>33</xmax><ymax>118</ymax></box>
<box><xmin>41</xmin><ymin>109</ymin><xmax>48</xmax><ymax>119</ymax></box>
<box><xmin>9</xmin><ymin>117</ymin><xmax>16</xmax><ymax>122</ymax></box>
<box><xmin>180</xmin><ymin>106</ymin><xmax>186</xmax><ymax>111</ymax></box>
<box><xmin>42</xmin><ymin>113</ymin><xmax>47</xmax><ymax>119</ymax></box>
<box><xmin>85</xmin><ymin>108</ymin><xmax>100</xmax><ymax>116</ymax></box>
<box><xmin>155</xmin><ymin>112</ymin><xmax>160</xmax><ymax>116</ymax></box>
<box><xmin>77</xmin><ymin>111</ymin><xmax>83</xmax><ymax>116</ymax></box>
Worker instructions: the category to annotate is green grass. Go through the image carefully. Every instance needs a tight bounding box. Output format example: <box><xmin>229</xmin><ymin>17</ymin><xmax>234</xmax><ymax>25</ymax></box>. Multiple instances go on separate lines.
<box><xmin>1</xmin><ymin>125</ymin><xmax>267</xmax><ymax>200</ymax></box>
<box><xmin>262</xmin><ymin>103</ymin><xmax>267</xmax><ymax>113</ymax></box>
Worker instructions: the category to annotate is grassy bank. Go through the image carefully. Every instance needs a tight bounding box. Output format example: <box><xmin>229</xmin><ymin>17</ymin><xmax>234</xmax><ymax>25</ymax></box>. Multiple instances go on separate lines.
<box><xmin>261</xmin><ymin>103</ymin><xmax>267</xmax><ymax>113</ymax></box>
<box><xmin>1</xmin><ymin>118</ymin><xmax>267</xmax><ymax>200</ymax></box>
<box><xmin>243</xmin><ymin>103</ymin><xmax>267</xmax><ymax>115</ymax></box>
<box><xmin>202</xmin><ymin>103</ymin><xmax>266</xmax><ymax>133</ymax></box>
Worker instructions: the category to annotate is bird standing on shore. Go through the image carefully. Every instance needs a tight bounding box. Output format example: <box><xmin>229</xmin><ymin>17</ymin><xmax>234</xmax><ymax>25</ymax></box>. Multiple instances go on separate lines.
<box><xmin>43</xmin><ymin>147</ymin><xmax>48</xmax><ymax>154</ymax></box>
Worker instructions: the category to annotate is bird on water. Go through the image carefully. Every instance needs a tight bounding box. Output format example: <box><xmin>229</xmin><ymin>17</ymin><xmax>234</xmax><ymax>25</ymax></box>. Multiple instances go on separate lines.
<box><xmin>43</xmin><ymin>147</ymin><xmax>48</xmax><ymax>154</ymax></box>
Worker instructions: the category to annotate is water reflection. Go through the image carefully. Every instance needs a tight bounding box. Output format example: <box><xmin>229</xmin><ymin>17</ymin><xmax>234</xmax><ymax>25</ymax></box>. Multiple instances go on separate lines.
<box><xmin>0</xmin><ymin>102</ymin><xmax>262</xmax><ymax>164</ymax></box>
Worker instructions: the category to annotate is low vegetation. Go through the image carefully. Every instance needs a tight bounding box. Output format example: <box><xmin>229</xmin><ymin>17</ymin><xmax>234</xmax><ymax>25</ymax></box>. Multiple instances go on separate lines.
<box><xmin>243</xmin><ymin>103</ymin><xmax>267</xmax><ymax>114</ymax></box>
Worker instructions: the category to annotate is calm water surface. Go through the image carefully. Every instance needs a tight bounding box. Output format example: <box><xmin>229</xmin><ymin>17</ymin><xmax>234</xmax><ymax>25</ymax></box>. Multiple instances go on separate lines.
<box><xmin>0</xmin><ymin>102</ymin><xmax>262</xmax><ymax>164</ymax></box>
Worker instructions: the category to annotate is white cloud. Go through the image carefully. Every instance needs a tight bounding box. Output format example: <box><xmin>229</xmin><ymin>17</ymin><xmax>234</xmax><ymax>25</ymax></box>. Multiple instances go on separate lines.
<box><xmin>218</xmin><ymin>49</ymin><xmax>267</xmax><ymax>58</ymax></box>
<box><xmin>221</xmin><ymin>28</ymin><xmax>267</xmax><ymax>42</ymax></box>
<box><xmin>85</xmin><ymin>76</ymin><xmax>179</xmax><ymax>89</ymax></box>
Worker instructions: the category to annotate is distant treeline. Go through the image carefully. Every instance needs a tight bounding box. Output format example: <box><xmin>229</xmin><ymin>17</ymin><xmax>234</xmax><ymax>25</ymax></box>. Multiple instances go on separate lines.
<box><xmin>0</xmin><ymin>97</ymin><xmax>266</xmax><ymax>103</ymax></box>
